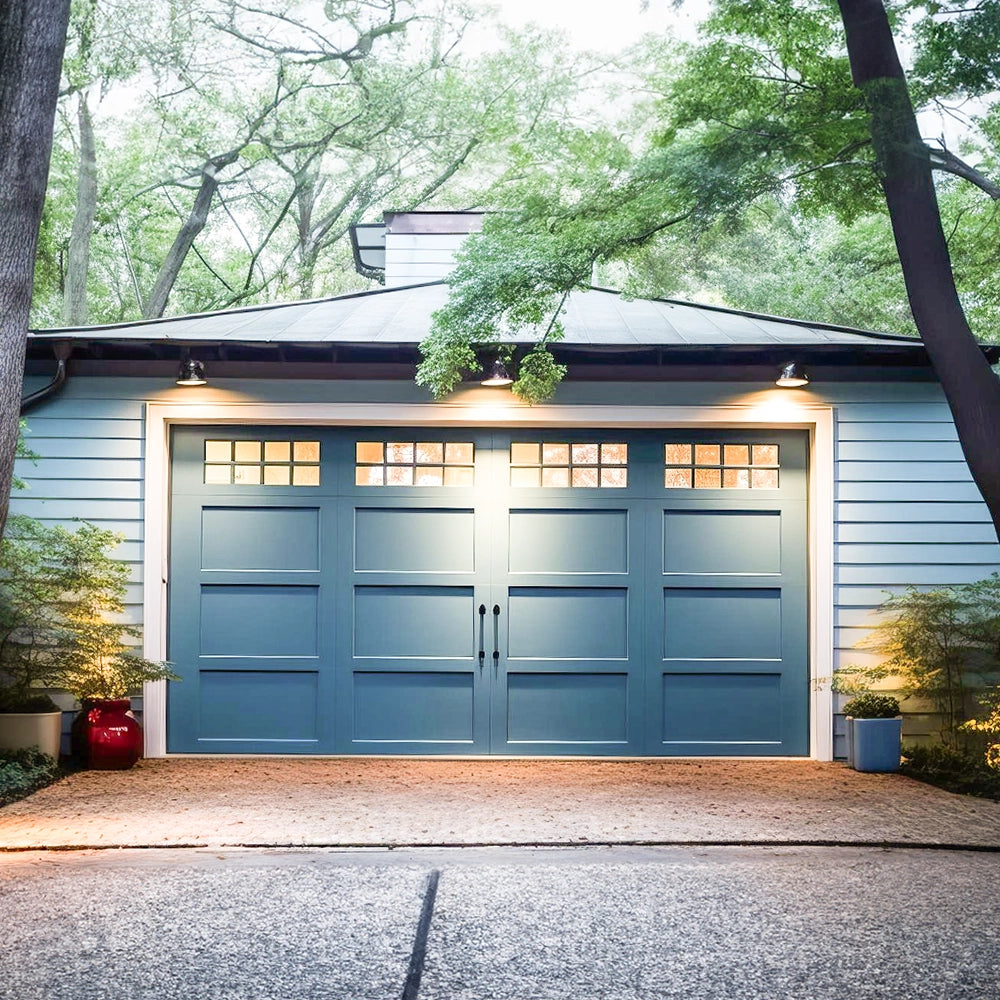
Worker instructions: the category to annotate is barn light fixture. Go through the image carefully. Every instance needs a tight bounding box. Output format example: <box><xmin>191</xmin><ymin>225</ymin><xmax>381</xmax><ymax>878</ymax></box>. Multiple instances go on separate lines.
<box><xmin>775</xmin><ymin>362</ymin><xmax>809</xmax><ymax>388</ymax></box>
<box><xmin>481</xmin><ymin>357</ymin><xmax>513</xmax><ymax>387</ymax></box>
<box><xmin>176</xmin><ymin>358</ymin><xmax>208</xmax><ymax>386</ymax></box>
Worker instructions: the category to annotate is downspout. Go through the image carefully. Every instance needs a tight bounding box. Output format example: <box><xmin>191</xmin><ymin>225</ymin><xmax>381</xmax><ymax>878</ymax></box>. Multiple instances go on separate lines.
<box><xmin>20</xmin><ymin>341</ymin><xmax>72</xmax><ymax>414</ymax></box>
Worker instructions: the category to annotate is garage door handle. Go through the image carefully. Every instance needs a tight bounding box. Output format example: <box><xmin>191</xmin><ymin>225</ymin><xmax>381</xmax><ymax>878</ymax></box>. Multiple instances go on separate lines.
<box><xmin>492</xmin><ymin>604</ymin><xmax>501</xmax><ymax>673</ymax></box>
<box><xmin>477</xmin><ymin>604</ymin><xmax>486</xmax><ymax>671</ymax></box>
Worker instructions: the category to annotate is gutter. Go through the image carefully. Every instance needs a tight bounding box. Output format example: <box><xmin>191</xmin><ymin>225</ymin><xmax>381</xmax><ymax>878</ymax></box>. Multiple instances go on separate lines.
<box><xmin>20</xmin><ymin>341</ymin><xmax>72</xmax><ymax>414</ymax></box>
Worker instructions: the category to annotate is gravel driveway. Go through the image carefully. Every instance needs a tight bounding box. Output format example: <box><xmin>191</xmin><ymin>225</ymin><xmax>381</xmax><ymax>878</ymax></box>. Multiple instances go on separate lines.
<box><xmin>2</xmin><ymin>757</ymin><xmax>999</xmax><ymax>850</ymax></box>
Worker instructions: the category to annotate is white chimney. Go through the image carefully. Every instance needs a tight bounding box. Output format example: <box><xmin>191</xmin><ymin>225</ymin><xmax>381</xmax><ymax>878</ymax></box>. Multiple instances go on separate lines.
<box><xmin>351</xmin><ymin>211</ymin><xmax>483</xmax><ymax>287</ymax></box>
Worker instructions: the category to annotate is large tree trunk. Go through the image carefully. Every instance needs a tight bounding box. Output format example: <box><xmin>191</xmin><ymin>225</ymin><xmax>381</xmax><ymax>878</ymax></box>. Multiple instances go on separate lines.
<box><xmin>837</xmin><ymin>0</ymin><xmax>1000</xmax><ymax>542</ymax></box>
<box><xmin>0</xmin><ymin>0</ymin><xmax>71</xmax><ymax>537</ymax></box>
<box><xmin>63</xmin><ymin>91</ymin><xmax>98</xmax><ymax>326</ymax></box>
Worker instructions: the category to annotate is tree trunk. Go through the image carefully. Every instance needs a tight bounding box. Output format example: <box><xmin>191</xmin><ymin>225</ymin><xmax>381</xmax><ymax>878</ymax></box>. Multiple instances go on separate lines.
<box><xmin>63</xmin><ymin>91</ymin><xmax>98</xmax><ymax>326</ymax></box>
<box><xmin>837</xmin><ymin>0</ymin><xmax>1000</xmax><ymax>543</ymax></box>
<box><xmin>142</xmin><ymin>152</ymin><xmax>237</xmax><ymax>319</ymax></box>
<box><xmin>0</xmin><ymin>0</ymin><xmax>71</xmax><ymax>537</ymax></box>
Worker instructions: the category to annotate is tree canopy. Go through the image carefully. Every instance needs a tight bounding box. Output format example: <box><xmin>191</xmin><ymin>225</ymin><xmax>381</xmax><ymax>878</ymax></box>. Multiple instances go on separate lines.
<box><xmin>418</xmin><ymin>0</ymin><xmax>1000</xmax><ymax>401</ymax></box>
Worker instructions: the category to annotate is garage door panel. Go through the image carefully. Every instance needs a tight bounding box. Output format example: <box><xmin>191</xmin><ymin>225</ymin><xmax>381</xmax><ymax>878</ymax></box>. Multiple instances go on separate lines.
<box><xmin>508</xmin><ymin>509</ymin><xmax>629</xmax><ymax>575</ymax></box>
<box><xmin>506</xmin><ymin>672</ymin><xmax>629</xmax><ymax>744</ymax></box>
<box><xmin>201</xmin><ymin>507</ymin><xmax>321</xmax><ymax>571</ymax></box>
<box><xmin>663</xmin><ymin>588</ymin><xmax>782</xmax><ymax>661</ymax></box>
<box><xmin>663</xmin><ymin>509</ymin><xmax>781</xmax><ymax>575</ymax></box>
<box><xmin>200</xmin><ymin>584</ymin><xmax>320</xmax><ymax>657</ymax></box>
<box><xmin>171</xmin><ymin>427</ymin><xmax>809</xmax><ymax>756</ymax></box>
<box><xmin>507</xmin><ymin>587</ymin><xmax>629</xmax><ymax>660</ymax></box>
<box><xmin>353</xmin><ymin>671</ymin><xmax>475</xmax><ymax>743</ymax></box>
<box><xmin>660</xmin><ymin>672</ymin><xmax>782</xmax><ymax>745</ymax></box>
<box><xmin>354</xmin><ymin>507</ymin><xmax>475</xmax><ymax>573</ymax></box>
<box><xmin>198</xmin><ymin>669</ymin><xmax>319</xmax><ymax>741</ymax></box>
<box><xmin>353</xmin><ymin>586</ymin><xmax>474</xmax><ymax>659</ymax></box>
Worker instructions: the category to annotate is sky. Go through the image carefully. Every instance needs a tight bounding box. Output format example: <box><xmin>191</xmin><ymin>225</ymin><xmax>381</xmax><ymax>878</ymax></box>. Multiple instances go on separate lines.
<box><xmin>488</xmin><ymin>0</ymin><xmax>707</xmax><ymax>50</ymax></box>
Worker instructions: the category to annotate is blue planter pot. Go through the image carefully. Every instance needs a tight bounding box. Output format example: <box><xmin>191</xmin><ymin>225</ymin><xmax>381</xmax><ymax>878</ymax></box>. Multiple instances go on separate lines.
<box><xmin>848</xmin><ymin>717</ymin><xmax>903</xmax><ymax>773</ymax></box>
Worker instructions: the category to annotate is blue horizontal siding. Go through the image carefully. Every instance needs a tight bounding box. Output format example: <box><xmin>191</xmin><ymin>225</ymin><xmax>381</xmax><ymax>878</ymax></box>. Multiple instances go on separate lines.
<box><xmin>836</xmin><ymin>460</ymin><xmax>973</xmax><ymax>482</ymax></box>
<box><xmin>836</xmin><ymin>422</ymin><xmax>959</xmax><ymax>442</ymax></box>
<box><xmin>836</xmin><ymin>564</ymin><xmax>998</xmax><ymax>585</ymax></box>
<box><xmin>836</xmin><ymin>501</ymin><xmax>992</xmax><ymax>523</ymax></box>
<box><xmin>13</xmin><ymin>479</ymin><xmax>142</xmax><ymax>500</ymax></box>
<box><xmin>837</xmin><ymin>440</ymin><xmax>965</xmax><ymax>462</ymax></box>
<box><xmin>837</xmin><ymin>543</ymin><xmax>1000</xmax><ymax>564</ymax></box>
<box><xmin>21</xmin><ymin>437</ymin><xmax>143</xmax><ymax>459</ymax></box>
<box><xmin>836</xmin><ymin>482</ymin><xmax>987</xmax><ymax>502</ymax></box>
<box><xmin>24</xmin><ymin>417</ymin><xmax>144</xmax><ymax>439</ymax></box>
<box><xmin>837</xmin><ymin>522</ymin><xmax>998</xmax><ymax>543</ymax></box>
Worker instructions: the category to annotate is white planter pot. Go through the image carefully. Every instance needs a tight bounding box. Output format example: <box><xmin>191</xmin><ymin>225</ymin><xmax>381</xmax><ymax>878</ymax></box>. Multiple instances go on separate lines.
<box><xmin>0</xmin><ymin>711</ymin><xmax>63</xmax><ymax>760</ymax></box>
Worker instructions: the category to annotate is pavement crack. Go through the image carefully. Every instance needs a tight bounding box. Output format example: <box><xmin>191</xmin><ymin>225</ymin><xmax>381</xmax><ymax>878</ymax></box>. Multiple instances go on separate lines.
<box><xmin>401</xmin><ymin>868</ymin><xmax>440</xmax><ymax>1000</ymax></box>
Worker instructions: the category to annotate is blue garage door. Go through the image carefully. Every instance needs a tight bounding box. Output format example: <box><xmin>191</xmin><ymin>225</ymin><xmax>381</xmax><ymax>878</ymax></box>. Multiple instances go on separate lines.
<box><xmin>167</xmin><ymin>427</ymin><xmax>807</xmax><ymax>755</ymax></box>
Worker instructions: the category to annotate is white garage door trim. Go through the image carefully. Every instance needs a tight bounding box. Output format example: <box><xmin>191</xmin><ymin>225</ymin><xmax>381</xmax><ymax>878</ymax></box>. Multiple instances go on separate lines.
<box><xmin>142</xmin><ymin>399</ymin><xmax>835</xmax><ymax>760</ymax></box>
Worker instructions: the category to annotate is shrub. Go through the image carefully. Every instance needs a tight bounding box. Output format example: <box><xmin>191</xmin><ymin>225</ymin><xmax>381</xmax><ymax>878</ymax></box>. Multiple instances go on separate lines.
<box><xmin>0</xmin><ymin>515</ymin><xmax>175</xmax><ymax>708</ymax></box>
<box><xmin>842</xmin><ymin>693</ymin><xmax>900</xmax><ymax>718</ymax></box>
<box><xmin>0</xmin><ymin>747</ymin><xmax>59</xmax><ymax>807</ymax></box>
<box><xmin>900</xmin><ymin>743</ymin><xmax>1000</xmax><ymax>802</ymax></box>
<box><xmin>962</xmin><ymin>686</ymin><xmax>1000</xmax><ymax>770</ymax></box>
<box><xmin>835</xmin><ymin>575</ymin><xmax>1000</xmax><ymax>746</ymax></box>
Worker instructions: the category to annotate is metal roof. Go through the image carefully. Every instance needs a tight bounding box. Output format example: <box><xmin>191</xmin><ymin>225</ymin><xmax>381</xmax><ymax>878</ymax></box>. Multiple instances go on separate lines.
<box><xmin>30</xmin><ymin>282</ymin><xmax>924</xmax><ymax>350</ymax></box>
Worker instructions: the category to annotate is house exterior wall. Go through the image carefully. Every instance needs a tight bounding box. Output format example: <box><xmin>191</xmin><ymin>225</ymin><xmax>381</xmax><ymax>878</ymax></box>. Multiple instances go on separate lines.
<box><xmin>16</xmin><ymin>374</ymin><xmax>1000</xmax><ymax>756</ymax></box>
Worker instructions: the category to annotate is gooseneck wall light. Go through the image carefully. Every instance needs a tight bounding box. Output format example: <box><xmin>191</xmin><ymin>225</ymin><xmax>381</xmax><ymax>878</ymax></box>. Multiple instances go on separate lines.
<box><xmin>176</xmin><ymin>359</ymin><xmax>208</xmax><ymax>386</ymax></box>
<box><xmin>775</xmin><ymin>362</ymin><xmax>809</xmax><ymax>388</ymax></box>
<box><xmin>480</xmin><ymin>357</ymin><xmax>514</xmax><ymax>387</ymax></box>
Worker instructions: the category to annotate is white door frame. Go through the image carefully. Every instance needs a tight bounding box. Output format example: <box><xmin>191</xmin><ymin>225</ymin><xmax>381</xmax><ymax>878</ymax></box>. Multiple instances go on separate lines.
<box><xmin>143</xmin><ymin>398</ymin><xmax>835</xmax><ymax>759</ymax></box>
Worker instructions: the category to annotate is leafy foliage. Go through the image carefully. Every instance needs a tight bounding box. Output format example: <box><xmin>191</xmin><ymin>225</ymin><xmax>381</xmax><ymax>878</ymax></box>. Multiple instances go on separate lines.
<box><xmin>424</xmin><ymin>1</ymin><xmax>1000</xmax><ymax>402</ymax></box>
<box><xmin>0</xmin><ymin>516</ymin><xmax>175</xmax><ymax>707</ymax></box>
<box><xmin>900</xmin><ymin>742</ymin><xmax>1000</xmax><ymax>801</ymax></box>
<box><xmin>835</xmin><ymin>575</ymin><xmax>1000</xmax><ymax>746</ymax></box>
<box><xmin>842</xmin><ymin>693</ymin><xmax>901</xmax><ymax>719</ymax></box>
<box><xmin>0</xmin><ymin>746</ymin><xmax>60</xmax><ymax>807</ymax></box>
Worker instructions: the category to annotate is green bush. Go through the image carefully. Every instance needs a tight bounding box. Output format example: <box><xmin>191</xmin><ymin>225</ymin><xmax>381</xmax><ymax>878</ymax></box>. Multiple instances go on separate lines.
<box><xmin>0</xmin><ymin>514</ymin><xmax>175</xmax><ymax>707</ymax></box>
<box><xmin>835</xmin><ymin>574</ymin><xmax>1000</xmax><ymax>746</ymax></box>
<box><xmin>0</xmin><ymin>747</ymin><xmax>59</xmax><ymax>807</ymax></box>
<box><xmin>842</xmin><ymin>693</ymin><xmax>900</xmax><ymax>718</ymax></box>
<box><xmin>900</xmin><ymin>743</ymin><xmax>1000</xmax><ymax>802</ymax></box>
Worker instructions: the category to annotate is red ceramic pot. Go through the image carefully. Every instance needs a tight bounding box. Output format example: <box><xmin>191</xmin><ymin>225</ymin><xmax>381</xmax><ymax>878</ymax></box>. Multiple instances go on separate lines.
<box><xmin>71</xmin><ymin>699</ymin><xmax>143</xmax><ymax>770</ymax></box>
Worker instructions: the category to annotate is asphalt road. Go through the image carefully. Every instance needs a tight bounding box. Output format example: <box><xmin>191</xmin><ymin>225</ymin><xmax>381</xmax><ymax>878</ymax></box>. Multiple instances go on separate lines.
<box><xmin>0</xmin><ymin>845</ymin><xmax>998</xmax><ymax>1000</ymax></box>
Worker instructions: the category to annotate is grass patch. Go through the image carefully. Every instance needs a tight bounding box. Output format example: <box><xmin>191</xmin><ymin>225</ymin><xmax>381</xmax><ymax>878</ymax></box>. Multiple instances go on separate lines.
<box><xmin>0</xmin><ymin>747</ymin><xmax>60</xmax><ymax>807</ymax></box>
<box><xmin>900</xmin><ymin>743</ymin><xmax>1000</xmax><ymax>802</ymax></box>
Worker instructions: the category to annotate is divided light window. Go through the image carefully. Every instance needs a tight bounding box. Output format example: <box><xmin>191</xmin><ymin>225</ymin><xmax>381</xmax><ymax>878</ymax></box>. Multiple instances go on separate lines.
<box><xmin>664</xmin><ymin>443</ymin><xmax>779</xmax><ymax>489</ymax></box>
<box><xmin>510</xmin><ymin>442</ymin><xmax>628</xmax><ymax>488</ymax></box>
<box><xmin>204</xmin><ymin>440</ymin><xmax>321</xmax><ymax>486</ymax></box>
<box><xmin>355</xmin><ymin>441</ymin><xmax>475</xmax><ymax>486</ymax></box>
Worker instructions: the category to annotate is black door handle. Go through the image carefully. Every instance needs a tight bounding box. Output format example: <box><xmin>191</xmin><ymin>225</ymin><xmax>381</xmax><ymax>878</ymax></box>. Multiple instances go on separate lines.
<box><xmin>492</xmin><ymin>604</ymin><xmax>501</xmax><ymax>673</ymax></box>
<box><xmin>477</xmin><ymin>604</ymin><xmax>486</xmax><ymax>671</ymax></box>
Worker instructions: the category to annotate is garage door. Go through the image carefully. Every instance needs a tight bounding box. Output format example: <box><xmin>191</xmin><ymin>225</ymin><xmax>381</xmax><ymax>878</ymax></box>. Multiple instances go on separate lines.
<box><xmin>167</xmin><ymin>427</ymin><xmax>807</xmax><ymax>755</ymax></box>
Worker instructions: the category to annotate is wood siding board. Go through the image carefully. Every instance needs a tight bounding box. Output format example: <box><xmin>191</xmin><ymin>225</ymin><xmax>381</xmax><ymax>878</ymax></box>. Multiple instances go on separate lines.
<box><xmin>18</xmin><ymin>437</ymin><xmax>143</xmax><ymax>459</ymax></box>
<box><xmin>14</xmin><ymin>479</ymin><xmax>142</xmax><ymax>500</ymax></box>
<box><xmin>837</xmin><ymin>543</ymin><xmax>1000</xmax><ymax>564</ymax></box>
<box><xmin>834</xmin><ymin>403</ymin><xmax>955</xmax><ymax>421</ymax></box>
<box><xmin>835</xmin><ymin>482</ymin><xmax>988</xmax><ymax>502</ymax></box>
<box><xmin>836</xmin><ymin>565</ymin><xmax>1000</xmax><ymax>585</ymax></box>
<box><xmin>836</xmin><ymin>441</ymin><xmax>966</xmax><ymax>462</ymax></box>
<box><xmin>836</xmin><ymin>461</ymin><xmax>974</xmax><ymax>482</ymax></box>
<box><xmin>836</xmin><ymin>423</ymin><xmax>959</xmax><ymax>442</ymax></box>
<box><xmin>836</xmin><ymin>501</ymin><xmax>993</xmax><ymax>522</ymax></box>
<box><xmin>837</xmin><ymin>522</ymin><xmax>999</xmax><ymax>543</ymax></box>
<box><xmin>22</xmin><ymin>417</ymin><xmax>145</xmax><ymax>439</ymax></box>
<box><xmin>18</xmin><ymin>458</ymin><xmax>142</xmax><ymax>480</ymax></box>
